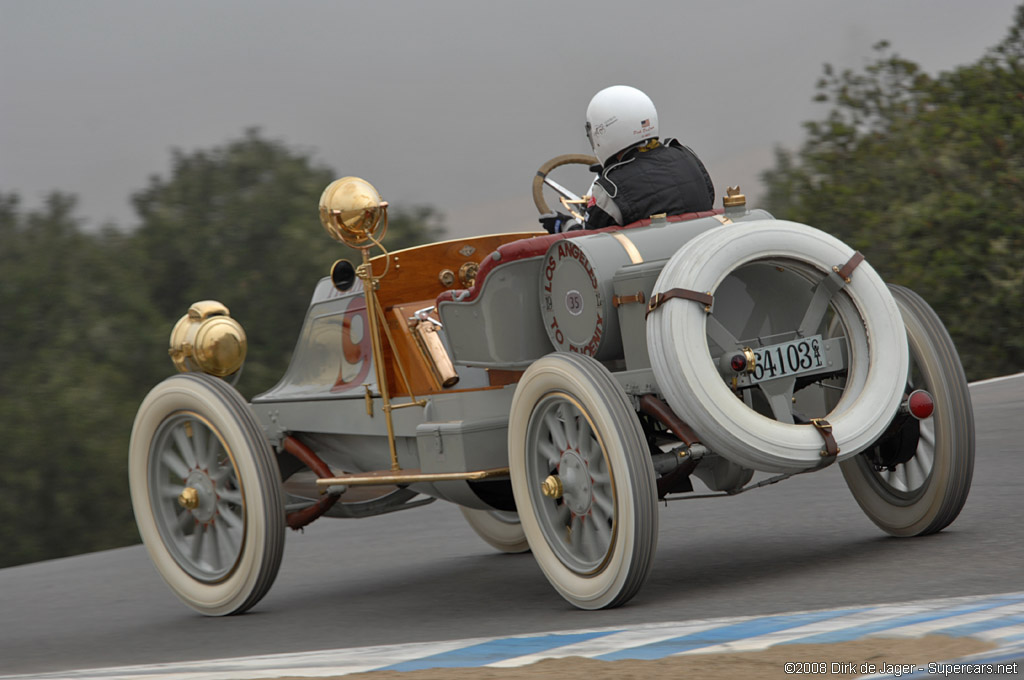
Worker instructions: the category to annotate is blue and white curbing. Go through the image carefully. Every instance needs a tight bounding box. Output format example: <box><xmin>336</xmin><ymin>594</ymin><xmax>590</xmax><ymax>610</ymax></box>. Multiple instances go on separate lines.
<box><xmin>3</xmin><ymin>591</ymin><xmax>1022</xmax><ymax>680</ymax></box>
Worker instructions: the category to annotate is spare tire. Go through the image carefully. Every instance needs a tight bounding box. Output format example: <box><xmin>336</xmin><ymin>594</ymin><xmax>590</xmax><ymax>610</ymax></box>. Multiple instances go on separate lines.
<box><xmin>647</xmin><ymin>220</ymin><xmax>908</xmax><ymax>473</ymax></box>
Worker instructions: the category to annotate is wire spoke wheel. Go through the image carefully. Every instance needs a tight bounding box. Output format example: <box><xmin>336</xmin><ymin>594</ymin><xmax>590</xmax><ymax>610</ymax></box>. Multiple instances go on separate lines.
<box><xmin>510</xmin><ymin>353</ymin><xmax>657</xmax><ymax>610</ymax></box>
<box><xmin>130</xmin><ymin>373</ymin><xmax>285</xmax><ymax>615</ymax></box>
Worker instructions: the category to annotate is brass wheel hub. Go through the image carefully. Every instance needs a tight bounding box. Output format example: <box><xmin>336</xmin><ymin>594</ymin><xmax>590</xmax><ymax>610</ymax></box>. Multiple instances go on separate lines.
<box><xmin>178</xmin><ymin>487</ymin><xmax>199</xmax><ymax>510</ymax></box>
<box><xmin>181</xmin><ymin>470</ymin><xmax>218</xmax><ymax>524</ymax></box>
<box><xmin>541</xmin><ymin>475</ymin><xmax>563</xmax><ymax>499</ymax></box>
<box><xmin>557</xmin><ymin>450</ymin><xmax>593</xmax><ymax>516</ymax></box>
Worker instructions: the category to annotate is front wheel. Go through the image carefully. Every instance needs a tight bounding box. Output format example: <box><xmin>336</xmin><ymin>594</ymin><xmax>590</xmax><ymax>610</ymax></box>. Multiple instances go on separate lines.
<box><xmin>509</xmin><ymin>353</ymin><xmax>658</xmax><ymax>610</ymax></box>
<box><xmin>129</xmin><ymin>373</ymin><xmax>285</xmax><ymax>615</ymax></box>
<box><xmin>840</xmin><ymin>285</ymin><xmax>975</xmax><ymax>536</ymax></box>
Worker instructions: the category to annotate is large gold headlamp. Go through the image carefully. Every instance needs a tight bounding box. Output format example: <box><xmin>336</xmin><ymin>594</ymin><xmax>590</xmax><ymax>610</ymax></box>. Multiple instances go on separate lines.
<box><xmin>319</xmin><ymin>176</ymin><xmax>389</xmax><ymax>248</ymax></box>
<box><xmin>168</xmin><ymin>300</ymin><xmax>247</xmax><ymax>377</ymax></box>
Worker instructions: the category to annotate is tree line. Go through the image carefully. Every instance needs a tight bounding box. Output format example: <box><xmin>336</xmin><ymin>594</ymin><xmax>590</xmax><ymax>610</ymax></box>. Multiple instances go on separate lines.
<box><xmin>2</xmin><ymin>9</ymin><xmax>1022</xmax><ymax>567</ymax></box>
<box><xmin>762</xmin><ymin>6</ymin><xmax>1024</xmax><ymax>380</ymax></box>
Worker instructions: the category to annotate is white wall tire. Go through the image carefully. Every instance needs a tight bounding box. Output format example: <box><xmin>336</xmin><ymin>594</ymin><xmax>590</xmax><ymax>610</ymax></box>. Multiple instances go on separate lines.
<box><xmin>459</xmin><ymin>508</ymin><xmax>530</xmax><ymax>554</ymax></box>
<box><xmin>129</xmin><ymin>373</ymin><xmax>285</xmax><ymax>616</ymax></box>
<box><xmin>647</xmin><ymin>220</ymin><xmax>909</xmax><ymax>472</ymax></box>
<box><xmin>840</xmin><ymin>285</ymin><xmax>975</xmax><ymax>536</ymax></box>
<box><xmin>509</xmin><ymin>353</ymin><xmax>657</xmax><ymax>610</ymax></box>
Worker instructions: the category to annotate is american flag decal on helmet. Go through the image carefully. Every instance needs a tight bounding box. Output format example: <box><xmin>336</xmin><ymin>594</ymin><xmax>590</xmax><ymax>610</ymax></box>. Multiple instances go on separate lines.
<box><xmin>641</xmin><ymin>119</ymin><xmax>650</xmax><ymax>126</ymax></box>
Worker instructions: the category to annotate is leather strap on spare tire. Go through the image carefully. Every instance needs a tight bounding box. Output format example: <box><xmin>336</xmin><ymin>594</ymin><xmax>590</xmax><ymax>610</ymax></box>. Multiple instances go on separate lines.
<box><xmin>810</xmin><ymin>418</ymin><xmax>840</xmax><ymax>458</ymax></box>
<box><xmin>532</xmin><ymin>154</ymin><xmax>598</xmax><ymax>214</ymax></box>
<box><xmin>646</xmin><ymin>288</ymin><xmax>713</xmax><ymax>317</ymax></box>
<box><xmin>836</xmin><ymin>251</ymin><xmax>865</xmax><ymax>282</ymax></box>
<box><xmin>646</xmin><ymin>220</ymin><xmax>908</xmax><ymax>474</ymax></box>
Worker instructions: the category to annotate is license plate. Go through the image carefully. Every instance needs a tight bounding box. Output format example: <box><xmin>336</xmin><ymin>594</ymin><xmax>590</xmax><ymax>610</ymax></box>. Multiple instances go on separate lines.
<box><xmin>751</xmin><ymin>335</ymin><xmax>826</xmax><ymax>384</ymax></box>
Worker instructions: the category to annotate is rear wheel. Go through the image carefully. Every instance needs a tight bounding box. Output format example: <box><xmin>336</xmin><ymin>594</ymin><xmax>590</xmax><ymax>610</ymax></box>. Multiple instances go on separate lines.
<box><xmin>509</xmin><ymin>353</ymin><xmax>657</xmax><ymax>610</ymax></box>
<box><xmin>840</xmin><ymin>285</ymin><xmax>974</xmax><ymax>536</ymax></box>
<box><xmin>129</xmin><ymin>373</ymin><xmax>285</xmax><ymax>615</ymax></box>
<box><xmin>459</xmin><ymin>508</ymin><xmax>530</xmax><ymax>554</ymax></box>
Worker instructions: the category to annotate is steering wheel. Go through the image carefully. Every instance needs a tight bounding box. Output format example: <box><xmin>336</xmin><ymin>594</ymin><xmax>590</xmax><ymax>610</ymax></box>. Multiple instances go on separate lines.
<box><xmin>532</xmin><ymin>154</ymin><xmax>598</xmax><ymax>220</ymax></box>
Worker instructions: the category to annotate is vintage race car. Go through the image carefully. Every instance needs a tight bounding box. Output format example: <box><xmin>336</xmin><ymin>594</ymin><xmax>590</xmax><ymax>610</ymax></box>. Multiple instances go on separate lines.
<box><xmin>128</xmin><ymin>156</ymin><xmax>974</xmax><ymax>616</ymax></box>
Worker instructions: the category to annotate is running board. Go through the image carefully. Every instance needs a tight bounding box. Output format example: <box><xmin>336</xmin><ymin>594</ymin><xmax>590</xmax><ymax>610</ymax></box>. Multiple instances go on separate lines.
<box><xmin>315</xmin><ymin>467</ymin><xmax>510</xmax><ymax>489</ymax></box>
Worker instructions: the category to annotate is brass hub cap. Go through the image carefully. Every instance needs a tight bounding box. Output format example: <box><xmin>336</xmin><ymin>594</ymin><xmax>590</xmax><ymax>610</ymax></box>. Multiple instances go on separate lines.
<box><xmin>541</xmin><ymin>475</ymin><xmax>563</xmax><ymax>499</ymax></box>
<box><xmin>178</xmin><ymin>487</ymin><xmax>199</xmax><ymax>510</ymax></box>
<box><xmin>182</xmin><ymin>470</ymin><xmax>218</xmax><ymax>524</ymax></box>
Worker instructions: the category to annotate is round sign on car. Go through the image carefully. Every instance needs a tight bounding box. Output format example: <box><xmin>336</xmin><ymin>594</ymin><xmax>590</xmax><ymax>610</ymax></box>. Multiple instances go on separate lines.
<box><xmin>565</xmin><ymin>290</ymin><xmax>584</xmax><ymax>316</ymax></box>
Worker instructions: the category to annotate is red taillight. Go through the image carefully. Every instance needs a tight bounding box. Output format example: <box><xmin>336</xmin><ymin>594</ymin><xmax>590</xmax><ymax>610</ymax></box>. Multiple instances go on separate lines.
<box><xmin>907</xmin><ymin>389</ymin><xmax>934</xmax><ymax>419</ymax></box>
<box><xmin>730</xmin><ymin>354</ymin><xmax>747</xmax><ymax>372</ymax></box>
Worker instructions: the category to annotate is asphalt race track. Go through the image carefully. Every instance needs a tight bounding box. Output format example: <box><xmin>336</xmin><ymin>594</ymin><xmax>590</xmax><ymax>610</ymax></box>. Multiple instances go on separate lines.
<box><xmin>0</xmin><ymin>374</ymin><xmax>1020</xmax><ymax>677</ymax></box>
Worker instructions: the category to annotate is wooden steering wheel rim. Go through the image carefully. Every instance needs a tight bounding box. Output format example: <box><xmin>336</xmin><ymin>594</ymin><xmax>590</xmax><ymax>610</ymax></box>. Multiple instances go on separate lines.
<box><xmin>532</xmin><ymin>154</ymin><xmax>598</xmax><ymax>215</ymax></box>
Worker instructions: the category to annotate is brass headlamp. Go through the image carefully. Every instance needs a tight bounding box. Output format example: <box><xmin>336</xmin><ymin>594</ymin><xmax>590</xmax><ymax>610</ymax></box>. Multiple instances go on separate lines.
<box><xmin>319</xmin><ymin>176</ymin><xmax>389</xmax><ymax>248</ymax></box>
<box><xmin>168</xmin><ymin>300</ymin><xmax>247</xmax><ymax>377</ymax></box>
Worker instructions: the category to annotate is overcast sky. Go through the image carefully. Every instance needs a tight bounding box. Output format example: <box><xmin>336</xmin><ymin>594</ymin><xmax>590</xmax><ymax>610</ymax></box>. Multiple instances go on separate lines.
<box><xmin>1</xmin><ymin>1</ymin><xmax>1020</xmax><ymax>238</ymax></box>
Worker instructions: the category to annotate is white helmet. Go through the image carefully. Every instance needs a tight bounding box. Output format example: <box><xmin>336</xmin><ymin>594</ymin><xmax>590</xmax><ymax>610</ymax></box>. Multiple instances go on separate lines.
<box><xmin>585</xmin><ymin>85</ymin><xmax>659</xmax><ymax>166</ymax></box>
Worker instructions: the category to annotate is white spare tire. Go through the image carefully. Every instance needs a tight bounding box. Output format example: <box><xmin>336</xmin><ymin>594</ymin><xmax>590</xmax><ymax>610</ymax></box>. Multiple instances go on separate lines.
<box><xmin>647</xmin><ymin>220</ymin><xmax>908</xmax><ymax>473</ymax></box>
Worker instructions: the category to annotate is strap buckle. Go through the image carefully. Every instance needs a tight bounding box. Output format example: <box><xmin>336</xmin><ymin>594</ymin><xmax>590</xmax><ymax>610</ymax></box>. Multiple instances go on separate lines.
<box><xmin>810</xmin><ymin>418</ymin><xmax>840</xmax><ymax>458</ymax></box>
<box><xmin>833</xmin><ymin>251</ymin><xmax>865</xmax><ymax>284</ymax></box>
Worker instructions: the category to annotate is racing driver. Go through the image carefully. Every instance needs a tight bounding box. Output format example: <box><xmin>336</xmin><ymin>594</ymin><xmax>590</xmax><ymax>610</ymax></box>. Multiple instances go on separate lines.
<box><xmin>541</xmin><ymin>85</ymin><xmax>715</xmax><ymax>233</ymax></box>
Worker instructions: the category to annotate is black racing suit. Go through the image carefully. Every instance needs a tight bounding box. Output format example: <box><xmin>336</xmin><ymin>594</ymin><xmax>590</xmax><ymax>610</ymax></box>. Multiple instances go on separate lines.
<box><xmin>584</xmin><ymin>138</ymin><xmax>715</xmax><ymax>229</ymax></box>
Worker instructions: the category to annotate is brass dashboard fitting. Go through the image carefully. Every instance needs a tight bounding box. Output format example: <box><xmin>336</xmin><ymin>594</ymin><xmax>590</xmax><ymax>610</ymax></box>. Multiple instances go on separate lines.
<box><xmin>458</xmin><ymin>262</ymin><xmax>479</xmax><ymax>288</ymax></box>
<box><xmin>723</xmin><ymin>185</ymin><xmax>746</xmax><ymax>208</ymax></box>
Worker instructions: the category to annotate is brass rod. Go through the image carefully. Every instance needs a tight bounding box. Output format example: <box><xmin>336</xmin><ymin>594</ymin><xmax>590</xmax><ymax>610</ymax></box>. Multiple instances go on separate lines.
<box><xmin>315</xmin><ymin>467</ymin><xmax>511</xmax><ymax>488</ymax></box>
<box><xmin>359</xmin><ymin>248</ymin><xmax>402</xmax><ymax>471</ymax></box>
<box><xmin>390</xmin><ymin>400</ymin><xmax>427</xmax><ymax>410</ymax></box>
